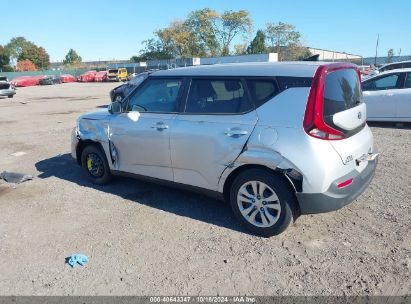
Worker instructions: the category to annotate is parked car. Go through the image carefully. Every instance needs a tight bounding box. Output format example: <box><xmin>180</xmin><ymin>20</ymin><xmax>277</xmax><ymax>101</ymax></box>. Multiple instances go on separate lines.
<box><xmin>362</xmin><ymin>68</ymin><xmax>411</xmax><ymax>122</ymax></box>
<box><xmin>78</xmin><ymin>70</ymin><xmax>97</xmax><ymax>82</ymax></box>
<box><xmin>10</xmin><ymin>76</ymin><xmax>39</xmax><ymax>87</ymax></box>
<box><xmin>72</xmin><ymin>62</ymin><xmax>378</xmax><ymax>237</ymax></box>
<box><xmin>109</xmin><ymin>72</ymin><xmax>150</xmax><ymax>102</ymax></box>
<box><xmin>39</xmin><ymin>75</ymin><xmax>62</xmax><ymax>85</ymax></box>
<box><xmin>363</xmin><ymin>60</ymin><xmax>411</xmax><ymax>80</ymax></box>
<box><xmin>107</xmin><ymin>68</ymin><xmax>128</xmax><ymax>82</ymax></box>
<box><xmin>60</xmin><ymin>74</ymin><xmax>77</xmax><ymax>83</ymax></box>
<box><xmin>0</xmin><ymin>76</ymin><xmax>16</xmax><ymax>98</ymax></box>
<box><xmin>95</xmin><ymin>71</ymin><xmax>108</xmax><ymax>82</ymax></box>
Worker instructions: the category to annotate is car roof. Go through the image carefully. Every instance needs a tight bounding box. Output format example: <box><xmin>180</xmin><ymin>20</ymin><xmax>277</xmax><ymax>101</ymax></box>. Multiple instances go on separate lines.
<box><xmin>152</xmin><ymin>61</ymin><xmax>329</xmax><ymax>78</ymax></box>
<box><xmin>364</xmin><ymin>68</ymin><xmax>411</xmax><ymax>81</ymax></box>
<box><xmin>379</xmin><ymin>60</ymin><xmax>411</xmax><ymax>69</ymax></box>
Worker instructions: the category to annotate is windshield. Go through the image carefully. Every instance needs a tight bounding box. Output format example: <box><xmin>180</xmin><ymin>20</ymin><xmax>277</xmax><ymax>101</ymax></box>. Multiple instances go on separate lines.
<box><xmin>108</xmin><ymin>69</ymin><xmax>118</xmax><ymax>74</ymax></box>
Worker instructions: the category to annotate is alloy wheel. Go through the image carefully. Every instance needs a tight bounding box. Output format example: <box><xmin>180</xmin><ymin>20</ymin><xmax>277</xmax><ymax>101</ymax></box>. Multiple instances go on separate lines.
<box><xmin>237</xmin><ymin>181</ymin><xmax>281</xmax><ymax>228</ymax></box>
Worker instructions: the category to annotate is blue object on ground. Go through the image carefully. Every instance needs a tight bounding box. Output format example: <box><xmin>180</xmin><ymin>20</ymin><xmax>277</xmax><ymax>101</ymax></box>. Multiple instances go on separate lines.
<box><xmin>67</xmin><ymin>254</ymin><xmax>89</xmax><ymax>267</ymax></box>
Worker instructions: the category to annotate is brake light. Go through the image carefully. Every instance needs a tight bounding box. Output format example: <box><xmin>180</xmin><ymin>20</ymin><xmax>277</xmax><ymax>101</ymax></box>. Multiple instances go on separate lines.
<box><xmin>337</xmin><ymin>178</ymin><xmax>353</xmax><ymax>188</ymax></box>
<box><xmin>357</xmin><ymin>68</ymin><xmax>362</xmax><ymax>89</ymax></box>
<box><xmin>303</xmin><ymin>63</ymin><xmax>360</xmax><ymax>140</ymax></box>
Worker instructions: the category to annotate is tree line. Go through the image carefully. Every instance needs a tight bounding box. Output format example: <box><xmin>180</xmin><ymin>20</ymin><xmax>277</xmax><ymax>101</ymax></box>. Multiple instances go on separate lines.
<box><xmin>0</xmin><ymin>37</ymin><xmax>83</xmax><ymax>72</ymax></box>
<box><xmin>0</xmin><ymin>37</ymin><xmax>50</xmax><ymax>72</ymax></box>
<box><xmin>131</xmin><ymin>8</ymin><xmax>311</xmax><ymax>62</ymax></box>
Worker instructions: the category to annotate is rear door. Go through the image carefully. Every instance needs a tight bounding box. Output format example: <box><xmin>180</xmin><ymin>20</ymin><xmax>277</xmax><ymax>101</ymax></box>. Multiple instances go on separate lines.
<box><xmin>396</xmin><ymin>72</ymin><xmax>411</xmax><ymax>120</ymax></box>
<box><xmin>321</xmin><ymin>67</ymin><xmax>373</xmax><ymax>169</ymax></box>
<box><xmin>170</xmin><ymin>78</ymin><xmax>257</xmax><ymax>191</ymax></box>
<box><xmin>362</xmin><ymin>72</ymin><xmax>403</xmax><ymax>120</ymax></box>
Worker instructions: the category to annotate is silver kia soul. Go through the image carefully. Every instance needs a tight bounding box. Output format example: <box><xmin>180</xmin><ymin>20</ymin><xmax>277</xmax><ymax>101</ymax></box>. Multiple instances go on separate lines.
<box><xmin>71</xmin><ymin>62</ymin><xmax>378</xmax><ymax>237</ymax></box>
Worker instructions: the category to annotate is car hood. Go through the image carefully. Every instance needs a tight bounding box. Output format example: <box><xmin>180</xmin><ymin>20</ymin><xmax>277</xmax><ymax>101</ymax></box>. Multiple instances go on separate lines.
<box><xmin>79</xmin><ymin>109</ymin><xmax>111</xmax><ymax>121</ymax></box>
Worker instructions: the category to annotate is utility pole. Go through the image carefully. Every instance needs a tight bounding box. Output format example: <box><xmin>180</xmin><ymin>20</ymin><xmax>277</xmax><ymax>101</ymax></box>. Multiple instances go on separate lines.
<box><xmin>374</xmin><ymin>34</ymin><xmax>379</xmax><ymax>66</ymax></box>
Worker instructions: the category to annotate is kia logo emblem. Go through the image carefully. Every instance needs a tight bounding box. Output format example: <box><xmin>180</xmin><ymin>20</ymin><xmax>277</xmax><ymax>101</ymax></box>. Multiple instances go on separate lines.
<box><xmin>358</xmin><ymin>112</ymin><xmax>362</xmax><ymax>119</ymax></box>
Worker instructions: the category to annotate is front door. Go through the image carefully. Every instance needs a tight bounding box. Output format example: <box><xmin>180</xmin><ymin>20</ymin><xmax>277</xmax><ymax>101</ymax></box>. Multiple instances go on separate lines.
<box><xmin>109</xmin><ymin>77</ymin><xmax>183</xmax><ymax>181</ymax></box>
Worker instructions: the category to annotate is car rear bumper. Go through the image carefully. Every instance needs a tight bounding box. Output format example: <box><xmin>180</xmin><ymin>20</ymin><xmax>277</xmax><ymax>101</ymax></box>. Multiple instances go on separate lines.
<box><xmin>296</xmin><ymin>156</ymin><xmax>378</xmax><ymax>214</ymax></box>
<box><xmin>0</xmin><ymin>89</ymin><xmax>16</xmax><ymax>96</ymax></box>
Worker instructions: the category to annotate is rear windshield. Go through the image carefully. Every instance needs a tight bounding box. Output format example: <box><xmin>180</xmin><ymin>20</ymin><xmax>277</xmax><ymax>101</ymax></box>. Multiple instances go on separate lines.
<box><xmin>323</xmin><ymin>69</ymin><xmax>361</xmax><ymax>116</ymax></box>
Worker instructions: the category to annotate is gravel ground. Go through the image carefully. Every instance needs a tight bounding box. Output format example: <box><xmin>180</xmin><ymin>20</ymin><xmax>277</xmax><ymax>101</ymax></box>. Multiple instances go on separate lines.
<box><xmin>0</xmin><ymin>83</ymin><xmax>409</xmax><ymax>296</ymax></box>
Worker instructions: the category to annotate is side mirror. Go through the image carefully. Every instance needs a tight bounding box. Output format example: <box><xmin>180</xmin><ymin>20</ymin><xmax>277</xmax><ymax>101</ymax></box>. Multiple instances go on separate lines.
<box><xmin>108</xmin><ymin>101</ymin><xmax>122</xmax><ymax>114</ymax></box>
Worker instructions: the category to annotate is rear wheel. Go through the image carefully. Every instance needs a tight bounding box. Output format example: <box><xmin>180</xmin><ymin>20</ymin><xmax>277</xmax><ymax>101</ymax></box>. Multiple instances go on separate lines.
<box><xmin>81</xmin><ymin>144</ymin><xmax>112</xmax><ymax>185</ymax></box>
<box><xmin>230</xmin><ymin>169</ymin><xmax>296</xmax><ymax>237</ymax></box>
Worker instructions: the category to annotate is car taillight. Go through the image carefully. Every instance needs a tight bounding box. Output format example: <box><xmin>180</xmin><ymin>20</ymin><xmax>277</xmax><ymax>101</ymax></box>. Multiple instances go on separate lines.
<box><xmin>303</xmin><ymin>63</ymin><xmax>359</xmax><ymax>141</ymax></box>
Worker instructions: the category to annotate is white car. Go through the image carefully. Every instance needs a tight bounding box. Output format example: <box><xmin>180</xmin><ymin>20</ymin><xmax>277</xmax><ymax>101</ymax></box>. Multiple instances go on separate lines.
<box><xmin>0</xmin><ymin>76</ymin><xmax>16</xmax><ymax>98</ymax></box>
<box><xmin>362</xmin><ymin>68</ymin><xmax>411</xmax><ymax>122</ymax></box>
<box><xmin>363</xmin><ymin>60</ymin><xmax>411</xmax><ymax>80</ymax></box>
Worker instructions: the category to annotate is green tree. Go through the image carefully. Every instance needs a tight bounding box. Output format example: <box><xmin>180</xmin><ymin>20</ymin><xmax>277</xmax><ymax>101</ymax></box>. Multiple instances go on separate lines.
<box><xmin>218</xmin><ymin>10</ymin><xmax>252</xmax><ymax>56</ymax></box>
<box><xmin>247</xmin><ymin>30</ymin><xmax>267</xmax><ymax>54</ymax></box>
<box><xmin>5</xmin><ymin>37</ymin><xmax>32</xmax><ymax>65</ymax></box>
<box><xmin>265</xmin><ymin>22</ymin><xmax>302</xmax><ymax>60</ymax></box>
<box><xmin>138</xmin><ymin>8</ymin><xmax>253</xmax><ymax>59</ymax></box>
<box><xmin>18</xmin><ymin>44</ymin><xmax>50</xmax><ymax>69</ymax></box>
<box><xmin>387</xmin><ymin>48</ymin><xmax>394</xmax><ymax>63</ymax></box>
<box><xmin>63</xmin><ymin>49</ymin><xmax>82</xmax><ymax>65</ymax></box>
<box><xmin>155</xmin><ymin>20</ymin><xmax>204</xmax><ymax>58</ymax></box>
<box><xmin>283</xmin><ymin>44</ymin><xmax>312</xmax><ymax>61</ymax></box>
<box><xmin>0</xmin><ymin>45</ymin><xmax>10</xmax><ymax>67</ymax></box>
<box><xmin>234</xmin><ymin>44</ymin><xmax>247</xmax><ymax>55</ymax></box>
<box><xmin>138</xmin><ymin>38</ymin><xmax>174</xmax><ymax>61</ymax></box>
<box><xmin>185</xmin><ymin>8</ymin><xmax>220</xmax><ymax>56</ymax></box>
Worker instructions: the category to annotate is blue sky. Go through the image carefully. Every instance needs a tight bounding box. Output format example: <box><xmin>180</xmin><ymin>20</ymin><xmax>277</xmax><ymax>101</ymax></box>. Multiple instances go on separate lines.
<box><xmin>1</xmin><ymin>0</ymin><xmax>410</xmax><ymax>62</ymax></box>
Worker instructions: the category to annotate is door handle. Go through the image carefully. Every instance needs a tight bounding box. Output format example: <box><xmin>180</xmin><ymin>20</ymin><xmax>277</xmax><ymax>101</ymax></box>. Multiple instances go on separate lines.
<box><xmin>151</xmin><ymin>122</ymin><xmax>169</xmax><ymax>131</ymax></box>
<box><xmin>224</xmin><ymin>129</ymin><xmax>248</xmax><ymax>137</ymax></box>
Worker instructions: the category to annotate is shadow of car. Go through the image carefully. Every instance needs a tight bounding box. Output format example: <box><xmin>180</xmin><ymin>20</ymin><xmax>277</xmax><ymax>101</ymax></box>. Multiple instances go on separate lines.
<box><xmin>35</xmin><ymin>154</ymin><xmax>246</xmax><ymax>234</ymax></box>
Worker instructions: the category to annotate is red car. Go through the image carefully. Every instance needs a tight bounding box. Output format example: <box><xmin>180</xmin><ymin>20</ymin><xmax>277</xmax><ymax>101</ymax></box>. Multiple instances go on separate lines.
<box><xmin>10</xmin><ymin>76</ymin><xmax>40</xmax><ymax>87</ymax></box>
<box><xmin>60</xmin><ymin>74</ymin><xmax>76</xmax><ymax>83</ymax></box>
<box><xmin>78</xmin><ymin>70</ymin><xmax>97</xmax><ymax>82</ymax></box>
<box><xmin>94</xmin><ymin>71</ymin><xmax>108</xmax><ymax>82</ymax></box>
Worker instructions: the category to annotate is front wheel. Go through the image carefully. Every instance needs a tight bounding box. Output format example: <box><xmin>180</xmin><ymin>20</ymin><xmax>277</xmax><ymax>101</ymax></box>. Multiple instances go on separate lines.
<box><xmin>81</xmin><ymin>144</ymin><xmax>112</xmax><ymax>185</ymax></box>
<box><xmin>230</xmin><ymin>169</ymin><xmax>297</xmax><ymax>237</ymax></box>
<box><xmin>8</xmin><ymin>95</ymin><xmax>13</xmax><ymax>98</ymax></box>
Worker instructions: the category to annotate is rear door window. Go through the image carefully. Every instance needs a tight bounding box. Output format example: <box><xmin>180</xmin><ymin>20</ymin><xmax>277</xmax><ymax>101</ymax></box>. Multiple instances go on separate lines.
<box><xmin>323</xmin><ymin>68</ymin><xmax>362</xmax><ymax>117</ymax></box>
<box><xmin>185</xmin><ymin>79</ymin><xmax>252</xmax><ymax>114</ymax></box>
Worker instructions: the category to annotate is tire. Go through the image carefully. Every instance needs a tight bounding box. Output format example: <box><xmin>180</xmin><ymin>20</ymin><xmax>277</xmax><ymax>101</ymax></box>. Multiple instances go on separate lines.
<box><xmin>8</xmin><ymin>95</ymin><xmax>13</xmax><ymax>98</ymax></box>
<box><xmin>81</xmin><ymin>144</ymin><xmax>112</xmax><ymax>185</ymax></box>
<box><xmin>230</xmin><ymin>169</ymin><xmax>297</xmax><ymax>237</ymax></box>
